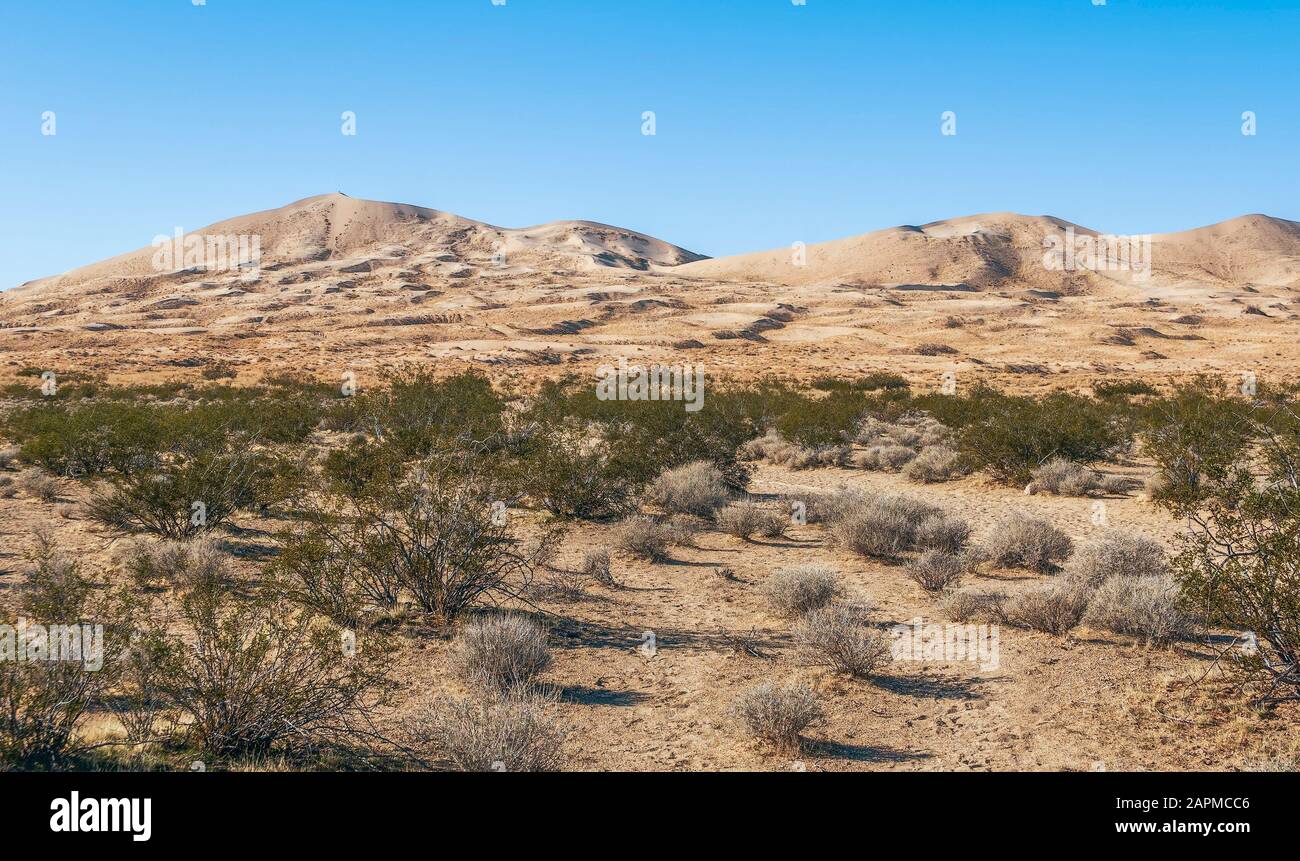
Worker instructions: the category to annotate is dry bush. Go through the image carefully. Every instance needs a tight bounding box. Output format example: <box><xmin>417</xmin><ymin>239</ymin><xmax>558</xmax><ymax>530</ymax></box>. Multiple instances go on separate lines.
<box><xmin>646</xmin><ymin>460</ymin><xmax>729</xmax><ymax>517</ymax></box>
<box><xmin>613</xmin><ymin>515</ymin><xmax>674</xmax><ymax>562</ymax></box>
<box><xmin>1082</xmin><ymin>573</ymin><xmax>1191</xmax><ymax>645</ymax></box>
<box><xmin>903</xmin><ymin>446</ymin><xmax>966</xmax><ymax>483</ymax></box>
<box><xmin>120</xmin><ymin>537</ymin><xmax>230</xmax><ymax>594</ymax></box>
<box><xmin>793</xmin><ymin>604</ymin><xmax>890</xmax><ymax>677</ymax></box>
<box><xmin>740</xmin><ymin>430</ymin><xmax>851</xmax><ymax>469</ymax></box>
<box><xmin>718</xmin><ymin>499</ymin><xmax>788</xmax><ymax>541</ymax></box>
<box><xmin>732</xmin><ymin>681</ymin><xmax>823</xmax><ymax>754</ymax></box>
<box><xmin>0</xmin><ymin>445</ymin><xmax>19</xmax><ymax>470</ymax></box>
<box><xmin>448</xmin><ymin>615</ymin><xmax>551</xmax><ymax>695</ymax></box>
<box><xmin>1064</xmin><ymin>531</ymin><xmax>1167</xmax><ymax>588</ymax></box>
<box><xmin>1006</xmin><ymin>581</ymin><xmax>1091</xmax><ymax>634</ymax></box>
<box><xmin>17</xmin><ymin>467</ymin><xmax>60</xmax><ymax>503</ymax></box>
<box><xmin>761</xmin><ymin>564</ymin><xmax>841</xmax><ymax>617</ymax></box>
<box><xmin>906</xmin><ymin>550</ymin><xmax>970</xmax><ymax>593</ymax></box>
<box><xmin>915</xmin><ymin>512</ymin><xmax>971</xmax><ymax>553</ymax></box>
<box><xmin>854</xmin><ymin>444</ymin><xmax>916</xmax><ymax>471</ymax></box>
<box><xmin>666</xmin><ymin>513</ymin><xmax>707</xmax><ymax>548</ymax></box>
<box><xmin>939</xmin><ymin>588</ymin><xmax>1008</xmax><ymax>623</ymax></box>
<box><xmin>1028</xmin><ymin>457</ymin><xmax>1106</xmax><ymax>496</ymax></box>
<box><xmin>579</xmin><ymin>549</ymin><xmax>617</xmax><ymax>587</ymax></box>
<box><xmin>0</xmin><ymin>476</ymin><xmax>16</xmax><ymax>498</ymax></box>
<box><xmin>410</xmin><ymin>693</ymin><xmax>565</xmax><ymax>772</ymax></box>
<box><xmin>830</xmin><ymin>493</ymin><xmax>948</xmax><ymax>558</ymax></box>
<box><xmin>987</xmin><ymin>513</ymin><xmax>1073</xmax><ymax>573</ymax></box>
<box><xmin>537</xmin><ymin>566</ymin><xmax>589</xmax><ymax>602</ymax></box>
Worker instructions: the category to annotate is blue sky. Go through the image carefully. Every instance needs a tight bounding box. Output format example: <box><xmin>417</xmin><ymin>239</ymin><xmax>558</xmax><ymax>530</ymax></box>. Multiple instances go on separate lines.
<box><xmin>2</xmin><ymin>0</ymin><xmax>1297</xmax><ymax>289</ymax></box>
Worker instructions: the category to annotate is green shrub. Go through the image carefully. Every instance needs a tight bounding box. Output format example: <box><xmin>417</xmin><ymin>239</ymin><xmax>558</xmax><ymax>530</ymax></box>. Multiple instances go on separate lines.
<box><xmin>87</xmin><ymin>447</ymin><xmax>263</xmax><ymax>538</ymax></box>
<box><xmin>955</xmin><ymin>389</ymin><xmax>1129</xmax><ymax>484</ymax></box>
<box><xmin>132</xmin><ymin>588</ymin><xmax>394</xmax><ymax>759</ymax></box>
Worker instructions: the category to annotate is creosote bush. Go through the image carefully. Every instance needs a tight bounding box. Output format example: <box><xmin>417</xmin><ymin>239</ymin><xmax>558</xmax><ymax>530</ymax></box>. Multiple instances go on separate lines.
<box><xmin>132</xmin><ymin>588</ymin><xmax>394</xmax><ymax>759</ymax></box>
<box><xmin>274</xmin><ymin>455</ymin><xmax>558</xmax><ymax>626</ymax></box>
<box><xmin>1</xmin><ymin>534</ymin><xmax>134</xmax><ymax>768</ymax></box>
<box><xmin>732</xmin><ymin>681</ymin><xmax>823</xmax><ymax>754</ymax></box>
<box><xmin>448</xmin><ymin>614</ymin><xmax>551</xmax><ymax>695</ymax></box>
<box><xmin>87</xmin><ymin>447</ymin><xmax>262</xmax><ymax>539</ymax></box>
<box><xmin>986</xmin><ymin>513</ymin><xmax>1073</xmax><ymax>573</ymax></box>
<box><xmin>761</xmin><ymin>564</ymin><xmax>841</xmax><ymax>617</ymax></box>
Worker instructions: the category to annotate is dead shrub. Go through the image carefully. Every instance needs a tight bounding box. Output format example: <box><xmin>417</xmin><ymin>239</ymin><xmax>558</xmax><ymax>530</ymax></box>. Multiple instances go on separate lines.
<box><xmin>793</xmin><ymin>604</ymin><xmax>890</xmax><ymax>677</ymax></box>
<box><xmin>903</xmin><ymin>446</ymin><xmax>966</xmax><ymax>483</ymax></box>
<box><xmin>939</xmin><ymin>588</ymin><xmax>1008</xmax><ymax>623</ymax></box>
<box><xmin>1064</xmin><ymin>531</ymin><xmax>1167</xmax><ymax>588</ymax></box>
<box><xmin>718</xmin><ymin>499</ymin><xmax>787</xmax><ymax>541</ymax></box>
<box><xmin>987</xmin><ymin>513</ymin><xmax>1073</xmax><ymax>573</ymax></box>
<box><xmin>1082</xmin><ymin>573</ymin><xmax>1191</xmax><ymax>645</ymax></box>
<box><xmin>646</xmin><ymin>460</ymin><xmax>729</xmax><ymax>517</ymax></box>
<box><xmin>1028</xmin><ymin>457</ymin><xmax>1105</xmax><ymax>496</ymax></box>
<box><xmin>915</xmin><ymin>512</ymin><xmax>971</xmax><ymax>553</ymax></box>
<box><xmin>17</xmin><ymin>467</ymin><xmax>60</xmax><ymax>503</ymax></box>
<box><xmin>731</xmin><ymin>681</ymin><xmax>823</xmax><ymax>754</ymax></box>
<box><xmin>830</xmin><ymin>493</ymin><xmax>946</xmax><ymax>558</ymax></box>
<box><xmin>1006</xmin><ymin>581</ymin><xmax>1091</xmax><ymax>634</ymax></box>
<box><xmin>409</xmin><ymin>692</ymin><xmax>565</xmax><ymax>772</ymax></box>
<box><xmin>614</xmin><ymin>516</ymin><xmax>674</xmax><ymax>562</ymax></box>
<box><xmin>580</xmin><ymin>549</ymin><xmax>617</xmax><ymax>587</ymax></box>
<box><xmin>854</xmin><ymin>444</ymin><xmax>916</xmax><ymax>471</ymax></box>
<box><xmin>448</xmin><ymin>614</ymin><xmax>551</xmax><ymax>695</ymax></box>
<box><xmin>761</xmin><ymin>564</ymin><xmax>841</xmax><ymax>616</ymax></box>
<box><xmin>120</xmin><ymin>537</ymin><xmax>231</xmax><ymax>594</ymax></box>
<box><xmin>906</xmin><ymin>550</ymin><xmax>969</xmax><ymax>593</ymax></box>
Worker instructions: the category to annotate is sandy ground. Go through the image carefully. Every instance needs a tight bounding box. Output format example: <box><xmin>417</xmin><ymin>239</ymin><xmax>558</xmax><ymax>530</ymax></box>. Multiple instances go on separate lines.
<box><xmin>2</xmin><ymin>453</ymin><xmax>1294</xmax><ymax>772</ymax></box>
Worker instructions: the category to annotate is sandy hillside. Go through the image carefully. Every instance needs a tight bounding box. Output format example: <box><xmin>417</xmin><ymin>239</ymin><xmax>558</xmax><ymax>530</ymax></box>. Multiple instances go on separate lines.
<box><xmin>2</xmin><ymin>195</ymin><xmax>1299</xmax><ymax>394</ymax></box>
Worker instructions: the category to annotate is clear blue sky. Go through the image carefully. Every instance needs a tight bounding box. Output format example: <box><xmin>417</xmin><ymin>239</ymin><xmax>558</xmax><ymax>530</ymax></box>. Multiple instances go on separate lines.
<box><xmin>2</xmin><ymin>0</ymin><xmax>1297</xmax><ymax>289</ymax></box>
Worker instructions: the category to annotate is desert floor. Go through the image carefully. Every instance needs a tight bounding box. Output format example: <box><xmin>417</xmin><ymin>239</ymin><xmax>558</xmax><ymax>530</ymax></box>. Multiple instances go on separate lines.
<box><xmin>3</xmin><ymin>444</ymin><xmax>1295</xmax><ymax>772</ymax></box>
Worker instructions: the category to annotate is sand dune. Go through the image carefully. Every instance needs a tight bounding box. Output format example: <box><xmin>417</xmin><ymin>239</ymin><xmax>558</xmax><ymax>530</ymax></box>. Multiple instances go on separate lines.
<box><xmin>680</xmin><ymin>212</ymin><xmax>1300</xmax><ymax>293</ymax></box>
<box><xmin>3</xmin><ymin>196</ymin><xmax>1299</xmax><ymax>390</ymax></box>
